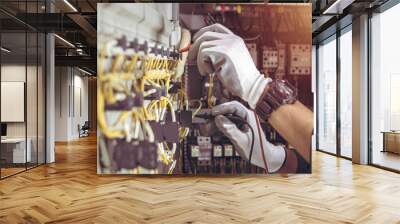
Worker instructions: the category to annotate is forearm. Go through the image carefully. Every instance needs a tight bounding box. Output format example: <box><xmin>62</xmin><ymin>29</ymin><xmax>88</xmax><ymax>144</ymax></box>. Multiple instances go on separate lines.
<box><xmin>267</xmin><ymin>101</ymin><xmax>313</xmax><ymax>163</ymax></box>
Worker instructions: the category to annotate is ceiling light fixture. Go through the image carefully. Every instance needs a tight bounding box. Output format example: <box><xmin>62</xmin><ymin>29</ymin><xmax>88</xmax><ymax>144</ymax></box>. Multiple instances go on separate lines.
<box><xmin>54</xmin><ymin>34</ymin><xmax>75</xmax><ymax>48</ymax></box>
<box><xmin>323</xmin><ymin>0</ymin><xmax>355</xmax><ymax>15</ymax></box>
<box><xmin>63</xmin><ymin>0</ymin><xmax>78</xmax><ymax>12</ymax></box>
<box><xmin>1</xmin><ymin>47</ymin><xmax>11</xmax><ymax>53</ymax></box>
<box><xmin>78</xmin><ymin>67</ymin><xmax>93</xmax><ymax>76</ymax></box>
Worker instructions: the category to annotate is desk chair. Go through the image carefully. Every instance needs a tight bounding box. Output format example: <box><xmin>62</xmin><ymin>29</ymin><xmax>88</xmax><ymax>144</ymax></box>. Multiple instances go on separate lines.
<box><xmin>79</xmin><ymin>121</ymin><xmax>90</xmax><ymax>138</ymax></box>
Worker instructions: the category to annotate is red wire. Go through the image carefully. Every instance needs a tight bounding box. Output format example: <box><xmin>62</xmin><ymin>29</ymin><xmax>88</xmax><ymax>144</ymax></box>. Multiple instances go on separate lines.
<box><xmin>253</xmin><ymin>111</ymin><xmax>268</xmax><ymax>174</ymax></box>
<box><xmin>178</xmin><ymin>44</ymin><xmax>191</xmax><ymax>53</ymax></box>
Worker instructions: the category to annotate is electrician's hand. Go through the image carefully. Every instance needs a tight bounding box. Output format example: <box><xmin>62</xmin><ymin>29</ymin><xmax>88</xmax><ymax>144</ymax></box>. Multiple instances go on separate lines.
<box><xmin>211</xmin><ymin>101</ymin><xmax>286</xmax><ymax>173</ymax></box>
<box><xmin>188</xmin><ymin>23</ymin><xmax>270</xmax><ymax>109</ymax></box>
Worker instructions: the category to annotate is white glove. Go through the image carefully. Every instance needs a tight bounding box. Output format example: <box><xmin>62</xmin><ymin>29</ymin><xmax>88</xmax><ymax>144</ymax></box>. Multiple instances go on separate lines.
<box><xmin>211</xmin><ymin>101</ymin><xmax>286</xmax><ymax>173</ymax></box>
<box><xmin>188</xmin><ymin>23</ymin><xmax>270</xmax><ymax>109</ymax></box>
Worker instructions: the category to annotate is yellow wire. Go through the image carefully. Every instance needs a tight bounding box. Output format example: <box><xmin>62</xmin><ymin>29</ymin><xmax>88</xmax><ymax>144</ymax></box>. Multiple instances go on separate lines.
<box><xmin>111</xmin><ymin>54</ymin><xmax>124</xmax><ymax>72</ymax></box>
<box><xmin>191</xmin><ymin>100</ymin><xmax>202</xmax><ymax>118</ymax></box>
<box><xmin>125</xmin><ymin>54</ymin><xmax>138</xmax><ymax>73</ymax></box>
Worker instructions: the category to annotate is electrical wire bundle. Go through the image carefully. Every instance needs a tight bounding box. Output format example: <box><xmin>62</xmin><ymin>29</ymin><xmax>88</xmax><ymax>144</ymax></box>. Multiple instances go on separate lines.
<box><xmin>98</xmin><ymin>37</ymin><xmax>184</xmax><ymax>174</ymax></box>
<box><xmin>142</xmin><ymin>53</ymin><xmax>180</xmax><ymax>174</ymax></box>
<box><xmin>98</xmin><ymin>49</ymin><xmax>151</xmax><ymax>142</ymax></box>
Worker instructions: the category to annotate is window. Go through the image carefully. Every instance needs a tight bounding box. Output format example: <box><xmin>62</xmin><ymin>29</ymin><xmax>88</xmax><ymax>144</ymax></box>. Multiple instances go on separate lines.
<box><xmin>339</xmin><ymin>28</ymin><xmax>352</xmax><ymax>158</ymax></box>
<box><xmin>0</xmin><ymin>1</ymin><xmax>47</xmax><ymax>179</ymax></box>
<box><xmin>370</xmin><ymin>3</ymin><xmax>400</xmax><ymax>171</ymax></box>
<box><xmin>317</xmin><ymin>36</ymin><xmax>337</xmax><ymax>154</ymax></box>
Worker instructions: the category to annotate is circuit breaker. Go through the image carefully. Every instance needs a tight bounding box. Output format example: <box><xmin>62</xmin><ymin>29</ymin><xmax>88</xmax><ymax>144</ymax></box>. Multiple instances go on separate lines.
<box><xmin>289</xmin><ymin>44</ymin><xmax>312</xmax><ymax>75</ymax></box>
<box><xmin>262</xmin><ymin>46</ymin><xmax>278</xmax><ymax>75</ymax></box>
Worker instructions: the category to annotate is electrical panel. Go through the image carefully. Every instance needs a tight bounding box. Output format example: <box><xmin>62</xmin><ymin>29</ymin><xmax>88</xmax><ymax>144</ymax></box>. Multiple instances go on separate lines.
<box><xmin>181</xmin><ymin>63</ymin><xmax>264</xmax><ymax>174</ymax></box>
<box><xmin>98</xmin><ymin>3</ymin><xmax>311</xmax><ymax>175</ymax></box>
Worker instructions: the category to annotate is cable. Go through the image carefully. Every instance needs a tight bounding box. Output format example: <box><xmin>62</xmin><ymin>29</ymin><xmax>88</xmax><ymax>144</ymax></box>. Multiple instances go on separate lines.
<box><xmin>190</xmin><ymin>100</ymin><xmax>202</xmax><ymax>118</ymax></box>
<box><xmin>179</xmin><ymin>44</ymin><xmax>191</xmax><ymax>53</ymax></box>
<box><xmin>246</xmin><ymin>118</ymin><xmax>255</xmax><ymax>168</ymax></box>
<box><xmin>243</xmin><ymin>34</ymin><xmax>261</xmax><ymax>42</ymax></box>
<box><xmin>253</xmin><ymin>111</ymin><xmax>268</xmax><ymax>174</ymax></box>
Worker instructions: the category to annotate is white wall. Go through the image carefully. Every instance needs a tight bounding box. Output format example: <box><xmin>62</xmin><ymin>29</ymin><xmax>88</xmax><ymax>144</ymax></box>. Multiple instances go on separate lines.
<box><xmin>1</xmin><ymin>65</ymin><xmax>26</xmax><ymax>140</ymax></box>
<box><xmin>55</xmin><ymin>67</ymin><xmax>69</xmax><ymax>141</ymax></box>
<box><xmin>55</xmin><ymin>67</ymin><xmax>89</xmax><ymax>141</ymax></box>
<box><xmin>71</xmin><ymin>73</ymin><xmax>89</xmax><ymax>138</ymax></box>
<box><xmin>1</xmin><ymin>65</ymin><xmax>37</xmax><ymax>138</ymax></box>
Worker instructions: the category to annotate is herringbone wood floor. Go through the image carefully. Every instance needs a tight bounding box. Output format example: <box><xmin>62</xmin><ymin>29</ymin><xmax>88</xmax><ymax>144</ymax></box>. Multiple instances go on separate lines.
<box><xmin>1</xmin><ymin>135</ymin><xmax>400</xmax><ymax>224</ymax></box>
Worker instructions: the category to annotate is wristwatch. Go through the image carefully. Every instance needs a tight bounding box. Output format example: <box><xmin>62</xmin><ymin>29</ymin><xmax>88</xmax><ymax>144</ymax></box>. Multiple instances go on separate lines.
<box><xmin>255</xmin><ymin>79</ymin><xmax>297</xmax><ymax>120</ymax></box>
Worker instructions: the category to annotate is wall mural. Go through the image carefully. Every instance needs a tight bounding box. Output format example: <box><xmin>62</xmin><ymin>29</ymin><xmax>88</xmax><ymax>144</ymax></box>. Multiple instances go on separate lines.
<box><xmin>97</xmin><ymin>3</ymin><xmax>313</xmax><ymax>175</ymax></box>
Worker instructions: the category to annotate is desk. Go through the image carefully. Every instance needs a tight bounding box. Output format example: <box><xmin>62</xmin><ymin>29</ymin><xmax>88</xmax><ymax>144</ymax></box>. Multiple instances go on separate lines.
<box><xmin>1</xmin><ymin>138</ymin><xmax>31</xmax><ymax>163</ymax></box>
<box><xmin>382</xmin><ymin>131</ymin><xmax>400</xmax><ymax>154</ymax></box>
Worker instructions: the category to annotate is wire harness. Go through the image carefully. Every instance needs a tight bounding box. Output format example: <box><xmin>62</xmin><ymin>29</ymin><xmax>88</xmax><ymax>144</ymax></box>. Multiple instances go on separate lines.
<box><xmin>98</xmin><ymin>36</ymin><xmax>185</xmax><ymax>174</ymax></box>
